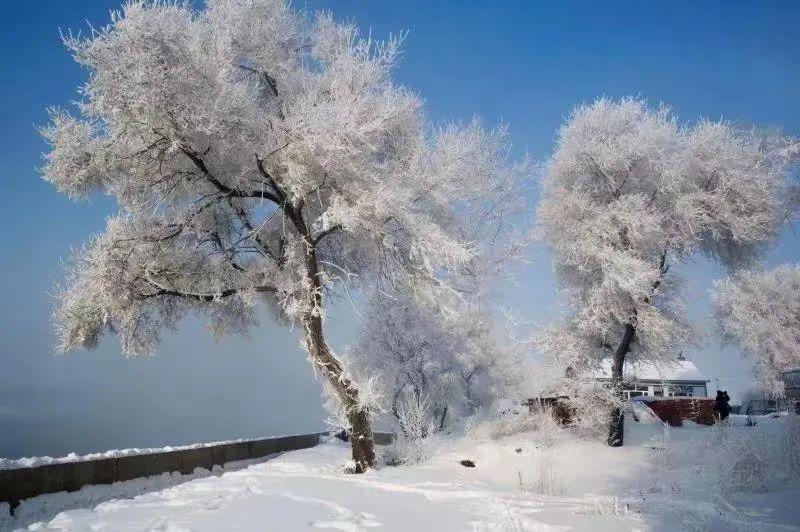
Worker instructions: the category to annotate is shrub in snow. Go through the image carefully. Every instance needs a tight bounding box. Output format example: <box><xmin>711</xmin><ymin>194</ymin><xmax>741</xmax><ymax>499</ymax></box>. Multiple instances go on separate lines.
<box><xmin>384</xmin><ymin>394</ymin><xmax>441</xmax><ymax>465</ymax></box>
<box><xmin>721</xmin><ymin>448</ymin><xmax>768</xmax><ymax>495</ymax></box>
<box><xmin>383</xmin><ymin>395</ymin><xmax>444</xmax><ymax>465</ymax></box>
<box><xmin>526</xmin><ymin>410</ymin><xmax>566</xmax><ymax>448</ymax></box>
<box><xmin>395</xmin><ymin>394</ymin><xmax>438</xmax><ymax>443</ymax></box>
<box><xmin>466</xmin><ymin>409</ymin><xmax>564</xmax><ymax>450</ymax></box>
<box><xmin>566</xmin><ymin>380</ymin><xmax>622</xmax><ymax>439</ymax></box>
<box><xmin>466</xmin><ymin>411</ymin><xmax>533</xmax><ymax>441</ymax></box>
<box><xmin>705</xmin><ymin>424</ymin><xmax>769</xmax><ymax>494</ymax></box>
<box><xmin>517</xmin><ymin>449</ymin><xmax>564</xmax><ymax>496</ymax></box>
<box><xmin>533</xmin><ymin>326</ymin><xmax>623</xmax><ymax>439</ymax></box>
<box><xmin>384</xmin><ymin>433</ymin><xmax>444</xmax><ymax>466</ymax></box>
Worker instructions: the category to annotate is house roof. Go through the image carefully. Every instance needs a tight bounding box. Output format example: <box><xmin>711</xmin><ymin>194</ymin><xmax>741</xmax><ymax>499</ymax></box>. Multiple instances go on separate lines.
<box><xmin>592</xmin><ymin>358</ymin><xmax>709</xmax><ymax>383</ymax></box>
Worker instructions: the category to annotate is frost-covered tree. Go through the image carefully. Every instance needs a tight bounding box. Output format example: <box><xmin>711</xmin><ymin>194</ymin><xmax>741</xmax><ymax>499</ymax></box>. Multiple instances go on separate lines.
<box><xmin>345</xmin><ymin>286</ymin><xmax>525</xmax><ymax>441</ymax></box>
<box><xmin>41</xmin><ymin>0</ymin><xmax>525</xmax><ymax>471</ymax></box>
<box><xmin>538</xmin><ymin>97</ymin><xmax>797</xmax><ymax>445</ymax></box>
<box><xmin>713</xmin><ymin>264</ymin><xmax>800</xmax><ymax>395</ymax></box>
<box><xmin>344</xmin><ymin>167</ymin><xmax>529</xmax><ymax>443</ymax></box>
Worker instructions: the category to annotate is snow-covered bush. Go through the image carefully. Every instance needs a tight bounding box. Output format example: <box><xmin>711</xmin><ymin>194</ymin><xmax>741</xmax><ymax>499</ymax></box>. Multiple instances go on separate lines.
<box><xmin>705</xmin><ymin>424</ymin><xmax>769</xmax><ymax>494</ymax></box>
<box><xmin>391</xmin><ymin>395</ymin><xmax>440</xmax><ymax>464</ymax></box>
<box><xmin>531</xmin><ymin>324</ymin><xmax>622</xmax><ymax>438</ymax></box>
<box><xmin>565</xmin><ymin>380</ymin><xmax>622</xmax><ymax>438</ymax></box>
<box><xmin>724</xmin><ymin>450</ymin><xmax>768</xmax><ymax>495</ymax></box>
<box><xmin>652</xmin><ymin>417</ymin><xmax>799</xmax><ymax>500</ymax></box>
<box><xmin>381</xmin><ymin>393</ymin><xmax>447</xmax><ymax>465</ymax></box>
<box><xmin>517</xmin><ymin>449</ymin><xmax>564</xmax><ymax>496</ymax></box>
<box><xmin>466</xmin><ymin>412</ymin><xmax>535</xmax><ymax>441</ymax></box>
<box><xmin>467</xmin><ymin>408</ymin><xmax>564</xmax><ymax>449</ymax></box>
<box><xmin>396</xmin><ymin>394</ymin><xmax>438</xmax><ymax>443</ymax></box>
<box><xmin>525</xmin><ymin>409</ymin><xmax>565</xmax><ymax>448</ymax></box>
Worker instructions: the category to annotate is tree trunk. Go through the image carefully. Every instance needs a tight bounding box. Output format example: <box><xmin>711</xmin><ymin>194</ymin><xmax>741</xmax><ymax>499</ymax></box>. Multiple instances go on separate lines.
<box><xmin>302</xmin><ymin>312</ymin><xmax>375</xmax><ymax>471</ymax></box>
<box><xmin>607</xmin><ymin>322</ymin><xmax>635</xmax><ymax>447</ymax></box>
<box><xmin>607</xmin><ymin>250</ymin><xmax>668</xmax><ymax>447</ymax></box>
<box><xmin>299</xmin><ymin>235</ymin><xmax>375</xmax><ymax>472</ymax></box>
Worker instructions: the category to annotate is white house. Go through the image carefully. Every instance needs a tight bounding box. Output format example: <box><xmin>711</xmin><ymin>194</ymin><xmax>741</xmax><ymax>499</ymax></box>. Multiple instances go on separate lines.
<box><xmin>593</xmin><ymin>355</ymin><xmax>710</xmax><ymax>399</ymax></box>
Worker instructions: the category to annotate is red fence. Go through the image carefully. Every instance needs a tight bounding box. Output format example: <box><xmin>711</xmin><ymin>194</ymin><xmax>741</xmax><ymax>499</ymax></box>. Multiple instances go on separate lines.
<box><xmin>639</xmin><ymin>397</ymin><xmax>716</xmax><ymax>426</ymax></box>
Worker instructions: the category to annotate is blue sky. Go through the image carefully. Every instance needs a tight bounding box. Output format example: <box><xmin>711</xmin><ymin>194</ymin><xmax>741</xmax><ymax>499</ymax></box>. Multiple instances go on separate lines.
<box><xmin>0</xmin><ymin>0</ymin><xmax>798</xmax><ymax>458</ymax></box>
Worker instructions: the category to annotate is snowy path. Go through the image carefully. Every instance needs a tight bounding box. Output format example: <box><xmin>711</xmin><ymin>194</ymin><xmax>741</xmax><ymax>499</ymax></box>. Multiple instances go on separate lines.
<box><xmin>17</xmin><ymin>440</ymin><xmax>640</xmax><ymax>531</ymax></box>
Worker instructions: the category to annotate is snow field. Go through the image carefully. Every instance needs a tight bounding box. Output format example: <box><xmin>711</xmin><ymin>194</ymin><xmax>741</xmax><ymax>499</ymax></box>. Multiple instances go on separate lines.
<box><xmin>4</xmin><ymin>414</ymin><xmax>798</xmax><ymax>531</ymax></box>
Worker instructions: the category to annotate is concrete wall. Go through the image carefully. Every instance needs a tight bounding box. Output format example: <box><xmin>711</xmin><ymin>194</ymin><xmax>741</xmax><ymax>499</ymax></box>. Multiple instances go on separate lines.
<box><xmin>0</xmin><ymin>431</ymin><xmax>393</xmax><ymax>514</ymax></box>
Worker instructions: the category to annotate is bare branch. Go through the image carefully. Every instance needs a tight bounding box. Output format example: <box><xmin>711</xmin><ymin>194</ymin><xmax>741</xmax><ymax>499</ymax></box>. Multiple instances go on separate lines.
<box><xmin>313</xmin><ymin>224</ymin><xmax>343</xmax><ymax>245</ymax></box>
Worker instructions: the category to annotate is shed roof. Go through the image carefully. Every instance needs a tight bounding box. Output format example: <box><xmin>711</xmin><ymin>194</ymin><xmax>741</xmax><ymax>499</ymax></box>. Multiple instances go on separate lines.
<box><xmin>593</xmin><ymin>358</ymin><xmax>709</xmax><ymax>383</ymax></box>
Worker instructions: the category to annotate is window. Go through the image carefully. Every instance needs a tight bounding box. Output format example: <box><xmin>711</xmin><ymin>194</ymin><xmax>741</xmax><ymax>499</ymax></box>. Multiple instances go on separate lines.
<box><xmin>668</xmin><ymin>385</ymin><xmax>694</xmax><ymax>397</ymax></box>
<box><xmin>783</xmin><ymin>370</ymin><xmax>800</xmax><ymax>389</ymax></box>
<box><xmin>692</xmin><ymin>386</ymin><xmax>707</xmax><ymax>397</ymax></box>
<box><xmin>623</xmin><ymin>385</ymin><xmax>649</xmax><ymax>399</ymax></box>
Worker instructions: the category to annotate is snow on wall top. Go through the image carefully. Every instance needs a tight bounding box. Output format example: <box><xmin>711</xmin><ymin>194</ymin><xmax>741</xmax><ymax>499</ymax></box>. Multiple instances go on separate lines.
<box><xmin>0</xmin><ymin>435</ymin><xmax>294</xmax><ymax>470</ymax></box>
<box><xmin>592</xmin><ymin>358</ymin><xmax>709</xmax><ymax>383</ymax></box>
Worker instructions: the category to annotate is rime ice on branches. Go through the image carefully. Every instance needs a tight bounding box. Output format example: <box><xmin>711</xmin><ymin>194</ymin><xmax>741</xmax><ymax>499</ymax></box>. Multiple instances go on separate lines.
<box><xmin>41</xmin><ymin>1</ymin><xmax>526</xmax><ymax>471</ymax></box>
<box><xmin>537</xmin><ymin>97</ymin><xmax>798</xmax><ymax>445</ymax></box>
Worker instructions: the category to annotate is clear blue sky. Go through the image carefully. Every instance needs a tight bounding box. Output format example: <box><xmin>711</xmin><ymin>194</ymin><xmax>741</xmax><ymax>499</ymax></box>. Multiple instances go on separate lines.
<box><xmin>1</xmin><ymin>0</ymin><xmax>798</xmax><ymax>458</ymax></box>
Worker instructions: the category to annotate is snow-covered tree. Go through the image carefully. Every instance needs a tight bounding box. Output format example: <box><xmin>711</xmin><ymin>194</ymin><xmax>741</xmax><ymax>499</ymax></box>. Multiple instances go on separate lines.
<box><xmin>713</xmin><ymin>264</ymin><xmax>800</xmax><ymax>395</ymax></box>
<box><xmin>344</xmin><ymin>286</ymin><xmax>525</xmax><ymax>441</ymax></box>
<box><xmin>343</xmin><ymin>162</ymin><xmax>530</xmax><ymax>444</ymax></box>
<box><xmin>537</xmin><ymin>97</ymin><xmax>797</xmax><ymax>445</ymax></box>
<box><xmin>41</xmin><ymin>0</ymin><xmax>525</xmax><ymax>471</ymax></box>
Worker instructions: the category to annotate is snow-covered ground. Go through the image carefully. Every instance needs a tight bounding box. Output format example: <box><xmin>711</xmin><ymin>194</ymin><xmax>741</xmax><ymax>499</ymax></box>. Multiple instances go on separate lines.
<box><xmin>3</xmin><ymin>415</ymin><xmax>799</xmax><ymax>531</ymax></box>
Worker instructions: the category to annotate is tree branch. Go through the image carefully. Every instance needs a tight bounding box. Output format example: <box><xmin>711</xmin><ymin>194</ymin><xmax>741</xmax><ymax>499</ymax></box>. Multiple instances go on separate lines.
<box><xmin>140</xmin><ymin>283</ymin><xmax>275</xmax><ymax>302</ymax></box>
<box><xmin>180</xmin><ymin>146</ymin><xmax>281</xmax><ymax>204</ymax></box>
<box><xmin>313</xmin><ymin>224</ymin><xmax>343</xmax><ymax>245</ymax></box>
<box><xmin>255</xmin><ymin>154</ymin><xmax>287</xmax><ymax>204</ymax></box>
<box><xmin>644</xmin><ymin>249</ymin><xmax>670</xmax><ymax>304</ymax></box>
<box><xmin>238</xmin><ymin>64</ymin><xmax>278</xmax><ymax>97</ymax></box>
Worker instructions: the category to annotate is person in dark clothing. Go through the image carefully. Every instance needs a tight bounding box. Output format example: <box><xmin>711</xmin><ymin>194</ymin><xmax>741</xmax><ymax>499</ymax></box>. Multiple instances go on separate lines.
<box><xmin>714</xmin><ymin>390</ymin><xmax>731</xmax><ymax>422</ymax></box>
<box><xmin>722</xmin><ymin>391</ymin><xmax>731</xmax><ymax>419</ymax></box>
